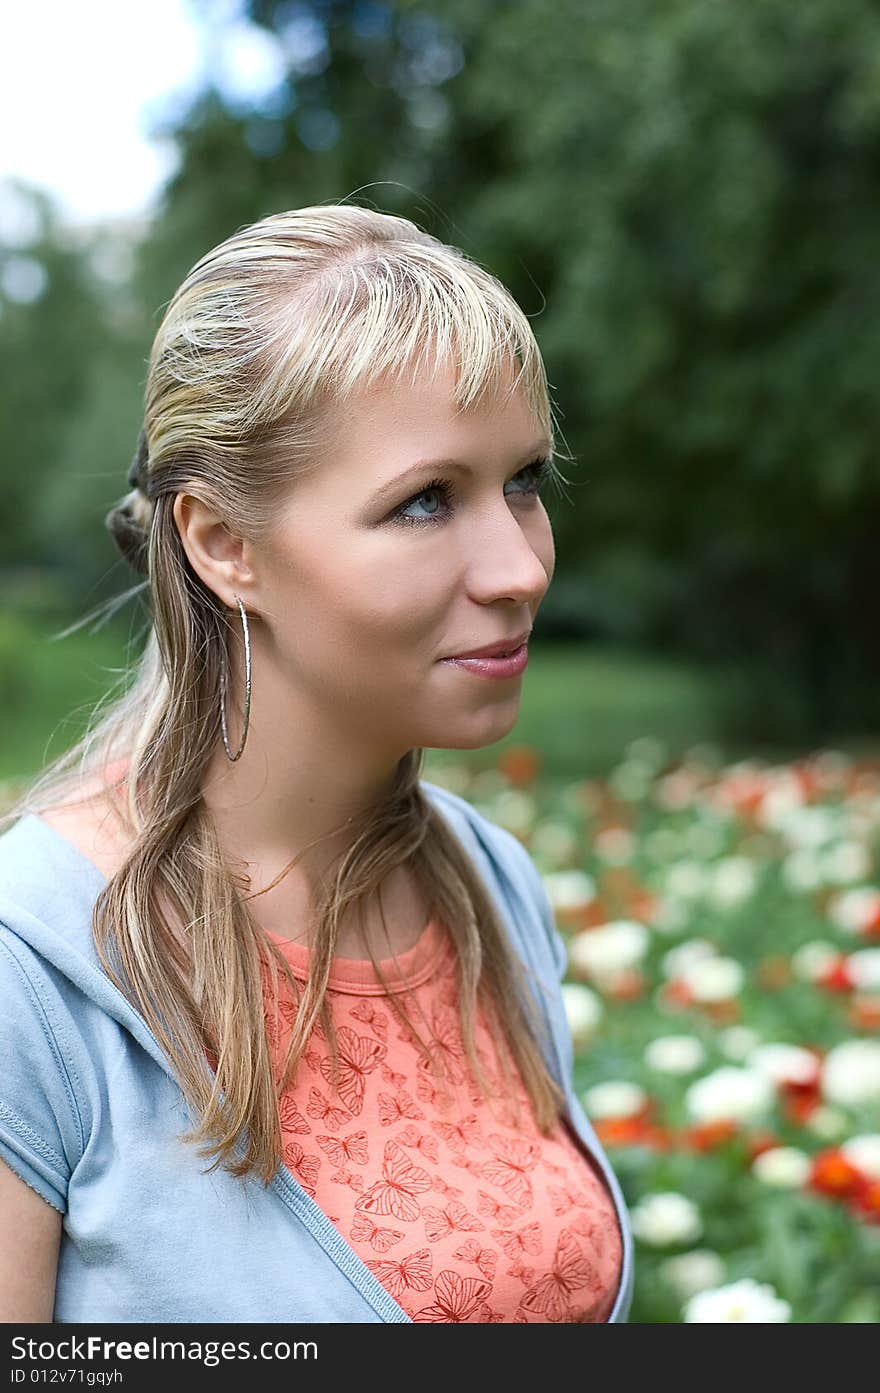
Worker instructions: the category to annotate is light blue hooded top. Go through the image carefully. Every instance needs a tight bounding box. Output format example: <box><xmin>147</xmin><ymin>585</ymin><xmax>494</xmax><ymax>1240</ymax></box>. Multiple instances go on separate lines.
<box><xmin>0</xmin><ymin>780</ymin><xmax>634</xmax><ymax>1323</ymax></box>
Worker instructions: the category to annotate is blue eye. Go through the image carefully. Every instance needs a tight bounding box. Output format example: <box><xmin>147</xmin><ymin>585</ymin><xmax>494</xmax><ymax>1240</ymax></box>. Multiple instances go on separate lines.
<box><xmin>391</xmin><ymin>457</ymin><xmax>551</xmax><ymax>529</ymax></box>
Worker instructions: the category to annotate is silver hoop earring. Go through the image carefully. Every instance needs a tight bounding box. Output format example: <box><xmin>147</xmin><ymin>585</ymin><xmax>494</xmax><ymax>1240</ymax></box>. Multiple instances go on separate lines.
<box><xmin>220</xmin><ymin>595</ymin><xmax>251</xmax><ymax>762</ymax></box>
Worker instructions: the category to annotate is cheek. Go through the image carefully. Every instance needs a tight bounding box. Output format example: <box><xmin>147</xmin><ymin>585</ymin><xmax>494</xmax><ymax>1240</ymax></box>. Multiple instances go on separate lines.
<box><xmin>294</xmin><ymin>543</ymin><xmax>446</xmax><ymax>653</ymax></box>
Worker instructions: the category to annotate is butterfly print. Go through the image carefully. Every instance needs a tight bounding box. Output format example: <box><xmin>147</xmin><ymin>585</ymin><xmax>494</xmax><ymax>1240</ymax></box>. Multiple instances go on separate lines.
<box><xmin>319</xmin><ymin>1027</ymin><xmax>387</xmax><ymax>1116</ymax></box>
<box><xmin>276</xmin><ymin>995</ymin><xmax>299</xmax><ymax>1029</ymax></box>
<box><xmin>475</xmin><ymin>1302</ymin><xmax>505</xmax><ymax>1323</ymax></box>
<box><xmin>422</xmin><ymin>1201</ymin><xmax>485</xmax><ymax>1243</ymax></box>
<box><xmin>283</xmin><ymin>1141</ymin><xmax>320</xmax><ymax>1197</ymax></box>
<box><xmin>398</xmin><ymin>1127</ymin><xmax>439</xmax><ymax>1164</ymax></box>
<box><xmin>355</xmin><ymin>1140</ymin><xmax>432</xmax><ymax>1222</ymax></box>
<box><xmin>431</xmin><ymin>1115</ymin><xmax>483</xmax><ymax>1154</ymax></box>
<box><xmin>377</xmin><ymin>1088</ymin><xmax>425</xmax><ymax>1127</ymax></box>
<box><xmin>451</xmin><ymin>1156</ymin><xmax>485</xmax><ymax>1176</ymax></box>
<box><xmin>412</xmin><ymin>1270</ymin><xmax>492</xmax><ymax>1323</ymax></box>
<box><xmin>350</xmin><ymin>1000</ymin><xmax>389</xmax><ymax>1040</ymax></box>
<box><xmin>491</xmin><ymin>1221</ymin><xmax>542</xmax><ymax>1260</ymax></box>
<box><xmin>316</xmin><ymin>1131</ymin><xmax>369</xmax><ymax>1167</ymax></box>
<box><xmin>415</xmin><ymin>1070</ymin><xmax>454</xmax><ymax>1110</ymax></box>
<box><xmin>380</xmin><ymin>1064</ymin><xmax>408</xmax><ymax>1089</ymax></box>
<box><xmin>330</xmin><ymin>1167</ymin><xmax>365</xmax><ymax>1193</ymax></box>
<box><xmin>479</xmin><ymin>1135</ymin><xmax>540</xmax><ymax>1208</ymax></box>
<box><xmin>519</xmin><ymin>1229</ymin><xmax>600</xmax><ymax>1322</ymax></box>
<box><xmin>365</xmin><ymin>1248</ymin><xmax>433</xmax><ymax>1302</ymax></box>
<box><xmin>476</xmin><ymin>1190</ymin><xmax>521</xmax><ymax>1225</ymax></box>
<box><xmin>350</xmin><ymin>1211</ymin><xmax>404</xmax><ymax>1253</ymax></box>
<box><xmin>305</xmin><ymin>1086</ymin><xmax>350</xmax><ymax>1130</ymax></box>
<box><xmin>303</xmin><ymin>1048</ymin><xmax>323</xmax><ymax>1073</ymax></box>
<box><xmin>414</xmin><ymin>1017</ymin><xmax>466</xmax><ymax>1088</ymax></box>
<box><xmin>453</xmin><ymin>1240</ymin><xmax>497</xmax><ymax>1281</ymax></box>
<box><xmin>279</xmin><ymin>1096</ymin><xmax>311</xmax><ymax>1135</ymax></box>
<box><xmin>431</xmin><ymin>1176</ymin><xmax>464</xmax><ymax>1198</ymax></box>
<box><xmin>508</xmin><ymin>1259</ymin><xmax>536</xmax><ymax>1285</ymax></box>
<box><xmin>548</xmin><ymin>1181</ymin><xmax>591</xmax><ymax>1215</ymax></box>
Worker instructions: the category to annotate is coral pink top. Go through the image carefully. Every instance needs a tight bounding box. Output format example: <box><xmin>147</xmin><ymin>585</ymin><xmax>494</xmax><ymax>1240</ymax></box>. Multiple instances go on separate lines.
<box><xmin>263</xmin><ymin>917</ymin><xmax>623</xmax><ymax>1322</ymax></box>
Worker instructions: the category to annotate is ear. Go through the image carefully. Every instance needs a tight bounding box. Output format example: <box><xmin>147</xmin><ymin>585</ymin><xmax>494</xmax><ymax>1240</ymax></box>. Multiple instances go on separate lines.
<box><xmin>172</xmin><ymin>491</ymin><xmax>257</xmax><ymax>609</ymax></box>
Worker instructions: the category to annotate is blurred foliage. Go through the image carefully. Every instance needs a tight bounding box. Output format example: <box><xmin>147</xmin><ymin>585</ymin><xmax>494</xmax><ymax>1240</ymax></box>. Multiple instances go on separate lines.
<box><xmin>2</xmin><ymin>0</ymin><xmax>880</xmax><ymax>745</ymax></box>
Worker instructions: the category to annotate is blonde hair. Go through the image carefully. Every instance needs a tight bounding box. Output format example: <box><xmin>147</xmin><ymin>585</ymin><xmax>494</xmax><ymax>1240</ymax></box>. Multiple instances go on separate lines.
<box><xmin>2</xmin><ymin>203</ymin><xmax>571</xmax><ymax>1183</ymax></box>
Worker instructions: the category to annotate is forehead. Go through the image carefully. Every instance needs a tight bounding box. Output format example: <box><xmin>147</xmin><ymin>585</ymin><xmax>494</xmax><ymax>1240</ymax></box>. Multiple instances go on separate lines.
<box><xmin>321</xmin><ymin>364</ymin><xmax>543</xmax><ymax>480</ymax></box>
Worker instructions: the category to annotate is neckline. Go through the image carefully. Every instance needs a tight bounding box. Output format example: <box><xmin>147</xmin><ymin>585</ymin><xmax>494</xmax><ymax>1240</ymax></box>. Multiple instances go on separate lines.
<box><xmin>266</xmin><ymin>916</ymin><xmax>450</xmax><ymax>996</ymax></box>
<box><xmin>20</xmin><ymin>813</ymin><xmax>449</xmax><ymax>994</ymax></box>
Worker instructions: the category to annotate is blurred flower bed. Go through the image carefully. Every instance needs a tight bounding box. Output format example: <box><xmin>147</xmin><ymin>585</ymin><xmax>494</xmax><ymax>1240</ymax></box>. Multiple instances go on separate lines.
<box><xmin>429</xmin><ymin>740</ymin><xmax>880</xmax><ymax>1322</ymax></box>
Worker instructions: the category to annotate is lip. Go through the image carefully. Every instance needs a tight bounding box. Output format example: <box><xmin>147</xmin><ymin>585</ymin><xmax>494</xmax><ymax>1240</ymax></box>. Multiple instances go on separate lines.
<box><xmin>443</xmin><ymin>629</ymin><xmax>531</xmax><ymax>660</ymax></box>
<box><xmin>439</xmin><ymin>641</ymin><xmax>530</xmax><ymax>680</ymax></box>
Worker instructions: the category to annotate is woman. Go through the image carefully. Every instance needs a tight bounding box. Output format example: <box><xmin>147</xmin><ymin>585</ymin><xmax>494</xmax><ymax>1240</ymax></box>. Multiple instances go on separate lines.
<box><xmin>0</xmin><ymin>205</ymin><xmax>633</xmax><ymax>1323</ymax></box>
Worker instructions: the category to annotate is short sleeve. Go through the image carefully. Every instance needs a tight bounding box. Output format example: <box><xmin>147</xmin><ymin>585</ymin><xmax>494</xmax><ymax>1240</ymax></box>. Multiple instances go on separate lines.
<box><xmin>0</xmin><ymin>931</ymin><xmax>85</xmax><ymax>1214</ymax></box>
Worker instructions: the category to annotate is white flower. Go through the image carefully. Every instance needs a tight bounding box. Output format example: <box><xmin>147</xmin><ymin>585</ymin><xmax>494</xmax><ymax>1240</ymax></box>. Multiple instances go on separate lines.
<box><xmin>655</xmin><ymin>771</ymin><xmax>700</xmax><ymax>812</ymax></box>
<box><xmin>771</xmin><ymin>804</ymin><xmax>839</xmax><ymax>849</ymax></box>
<box><xmin>751</xmin><ymin>1147</ymin><xmax>812</xmax><ymax>1187</ymax></box>
<box><xmin>754</xmin><ymin>774</ymin><xmax>805</xmax><ymax>830</ymax></box>
<box><xmin>747</xmin><ymin>1043</ymin><xmax>820</xmax><ymax>1087</ymax></box>
<box><xmin>683</xmin><ymin>1277</ymin><xmax>791</xmax><ymax>1323</ymax></box>
<box><xmin>543</xmin><ymin>869</ymin><xmax>597</xmax><ymax>912</ymax></box>
<box><xmin>684</xmin><ymin>1067</ymin><xmax>774</xmax><ymax>1125</ymax></box>
<box><xmin>491</xmin><ymin>789</ymin><xmax>537</xmax><ymax>835</ymax></box>
<box><xmin>609</xmin><ymin>762</ymin><xmax>653</xmax><ymax>803</ymax></box>
<box><xmin>626</xmin><ymin>736</ymin><xmax>668</xmax><ymax>769</ymax></box>
<box><xmin>568</xmin><ymin>920</ymin><xmax>649</xmax><ymax>981</ymax></box>
<box><xmin>581</xmin><ymin>1081</ymin><xmax>646</xmax><ymax>1119</ymax></box>
<box><xmin>665</xmin><ymin>861</ymin><xmax>708</xmax><ymax>901</ymax></box>
<box><xmin>846</xmin><ymin>948</ymin><xmax>880</xmax><ymax>991</ymax></box>
<box><xmin>827</xmin><ymin>887</ymin><xmax>880</xmax><ymax>936</ymax></box>
<box><xmin>781</xmin><ymin>849</ymin><xmax>822</xmax><ymax>894</ymax></box>
<box><xmin>707</xmin><ymin>857</ymin><xmax>758</xmax><ymax>909</ymax></box>
<box><xmin>803</xmin><ymin>1105</ymin><xmax>849</xmax><ymax>1141</ymax></box>
<box><xmin>659</xmin><ymin>1250</ymin><xmax>726</xmax><ymax>1301</ymax></box>
<box><xmin>681</xmin><ymin>956</ymin><xmax>745</xmax><ymax>1003</ymax></box>
<box><xmin>822</xmin><ymin>841</ymin><xmax>873</xmax><ymax>886</ymax></box>
<box><xmin>791</xmin><ymin>940</ymin><xmax>840</xmax><ymax>983</ymax></box>
<box><xmin>822</xmin><ymin>1039</ymin><xmax>880</xmax><ymax>1107</ymax></box>
<box><xmin>644</xmin><ymin>1035</ymin><xmax>706</xmax><ymax>1075</ymax></box>
<box><xmin>718</xmin><ymin>1026</ymin><xmax>762</xmax><ymax>1061</ymax></box>
<box><xmin>631</xmin><ymin>1192</ymin><xmax>703</xmax><ymax>1247</ymax></box>
<box><xmin>560</xmin><ymin>983</ymin><xmax>604</xmax><ymax>1046</ymax></box>
<box><xmin>529</xmin><ymin>820</ymin><xmax>581</xmax><ymax>867</ymax></box>
<box><xmin>650</xmin><ymin>901</ymin><xmax>690</xmax><ymax>935</ymax></box>
<box><xmin>426</xmin><ymin>761</ymin><xmax>472</xmax><ymax>794</ymax></box>
<box><xmin>661</xmin><ymin>938</ymin><xmax>718</xmax><ymax>978</ymax></box>
<box><xmin>593</xmin><ymin>825</ymin><xmax>636</xmax><ymax>864</ymax></box>
<box><xmin>840</xmin><ymin>1134</ymin><xmax>880</xmax><ymax>1181</ymax></box>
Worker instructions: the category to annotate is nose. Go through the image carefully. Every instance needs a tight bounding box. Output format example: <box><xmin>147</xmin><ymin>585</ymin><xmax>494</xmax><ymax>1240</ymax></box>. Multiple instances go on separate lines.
<box><xmin>464</xmin><ymin>507</ymin><xmax>553</xmax><ymax>607</ymax></box>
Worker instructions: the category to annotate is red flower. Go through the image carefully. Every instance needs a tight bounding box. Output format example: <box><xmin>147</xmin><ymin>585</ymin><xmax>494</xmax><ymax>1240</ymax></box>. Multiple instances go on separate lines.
<box><xmin>808</xmin><ymin>1149</ymin><xmax>865</xmax><ymax>1198</ymax></box>
<box><xmin>497</xmin><ymin>744</ymin><xmax>540</xmax><ymax>787</ymax></box>
<box><xmin>593</xmin><ymin>1116</ymin><xmax>652</xmax><ymax>1148</ymax></box>
<box><xmin>680</xmin><ymin>1119</ymin><xmax>739</xmax><ymax>1152</ymax></box>
<box><xmin>849</xmin><ymin>1180</ymin><xmax>880</xmax><ymax>1224</ymax></box>
<box><xmin>848</xmin><ymin>996</ymin><xmax>880</xmax><ymax>1030</ymax></box>
<box><xmin>817</xmin><ymin>956</ymin><xmax>855</xmax><ymax>993</ymax></box>
<box><xmin>607</xmin><ymin>968</ymin><xmax>646</xmax><ymax>1001</ymax></box>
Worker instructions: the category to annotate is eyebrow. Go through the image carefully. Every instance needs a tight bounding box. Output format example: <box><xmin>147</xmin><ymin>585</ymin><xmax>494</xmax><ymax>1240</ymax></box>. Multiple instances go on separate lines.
<box><xmin>370</xmin><ymin>440</ymin><xmax>553</xmax><ymax>508</ymax></box>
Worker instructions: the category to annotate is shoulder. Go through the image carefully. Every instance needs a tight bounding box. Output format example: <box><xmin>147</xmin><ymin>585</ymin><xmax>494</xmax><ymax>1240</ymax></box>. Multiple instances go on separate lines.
<box><xmin>33</xmin><ymin>773</ymin><xmax>131</xmax><ymax>883</ymax></box>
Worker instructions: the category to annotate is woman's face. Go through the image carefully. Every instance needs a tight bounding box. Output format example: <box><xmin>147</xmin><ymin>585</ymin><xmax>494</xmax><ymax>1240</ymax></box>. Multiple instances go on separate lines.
<box><xmin>253</xmin><ymin>363</ymin><xmax>555</xmax><ymax>755</ymax></box>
